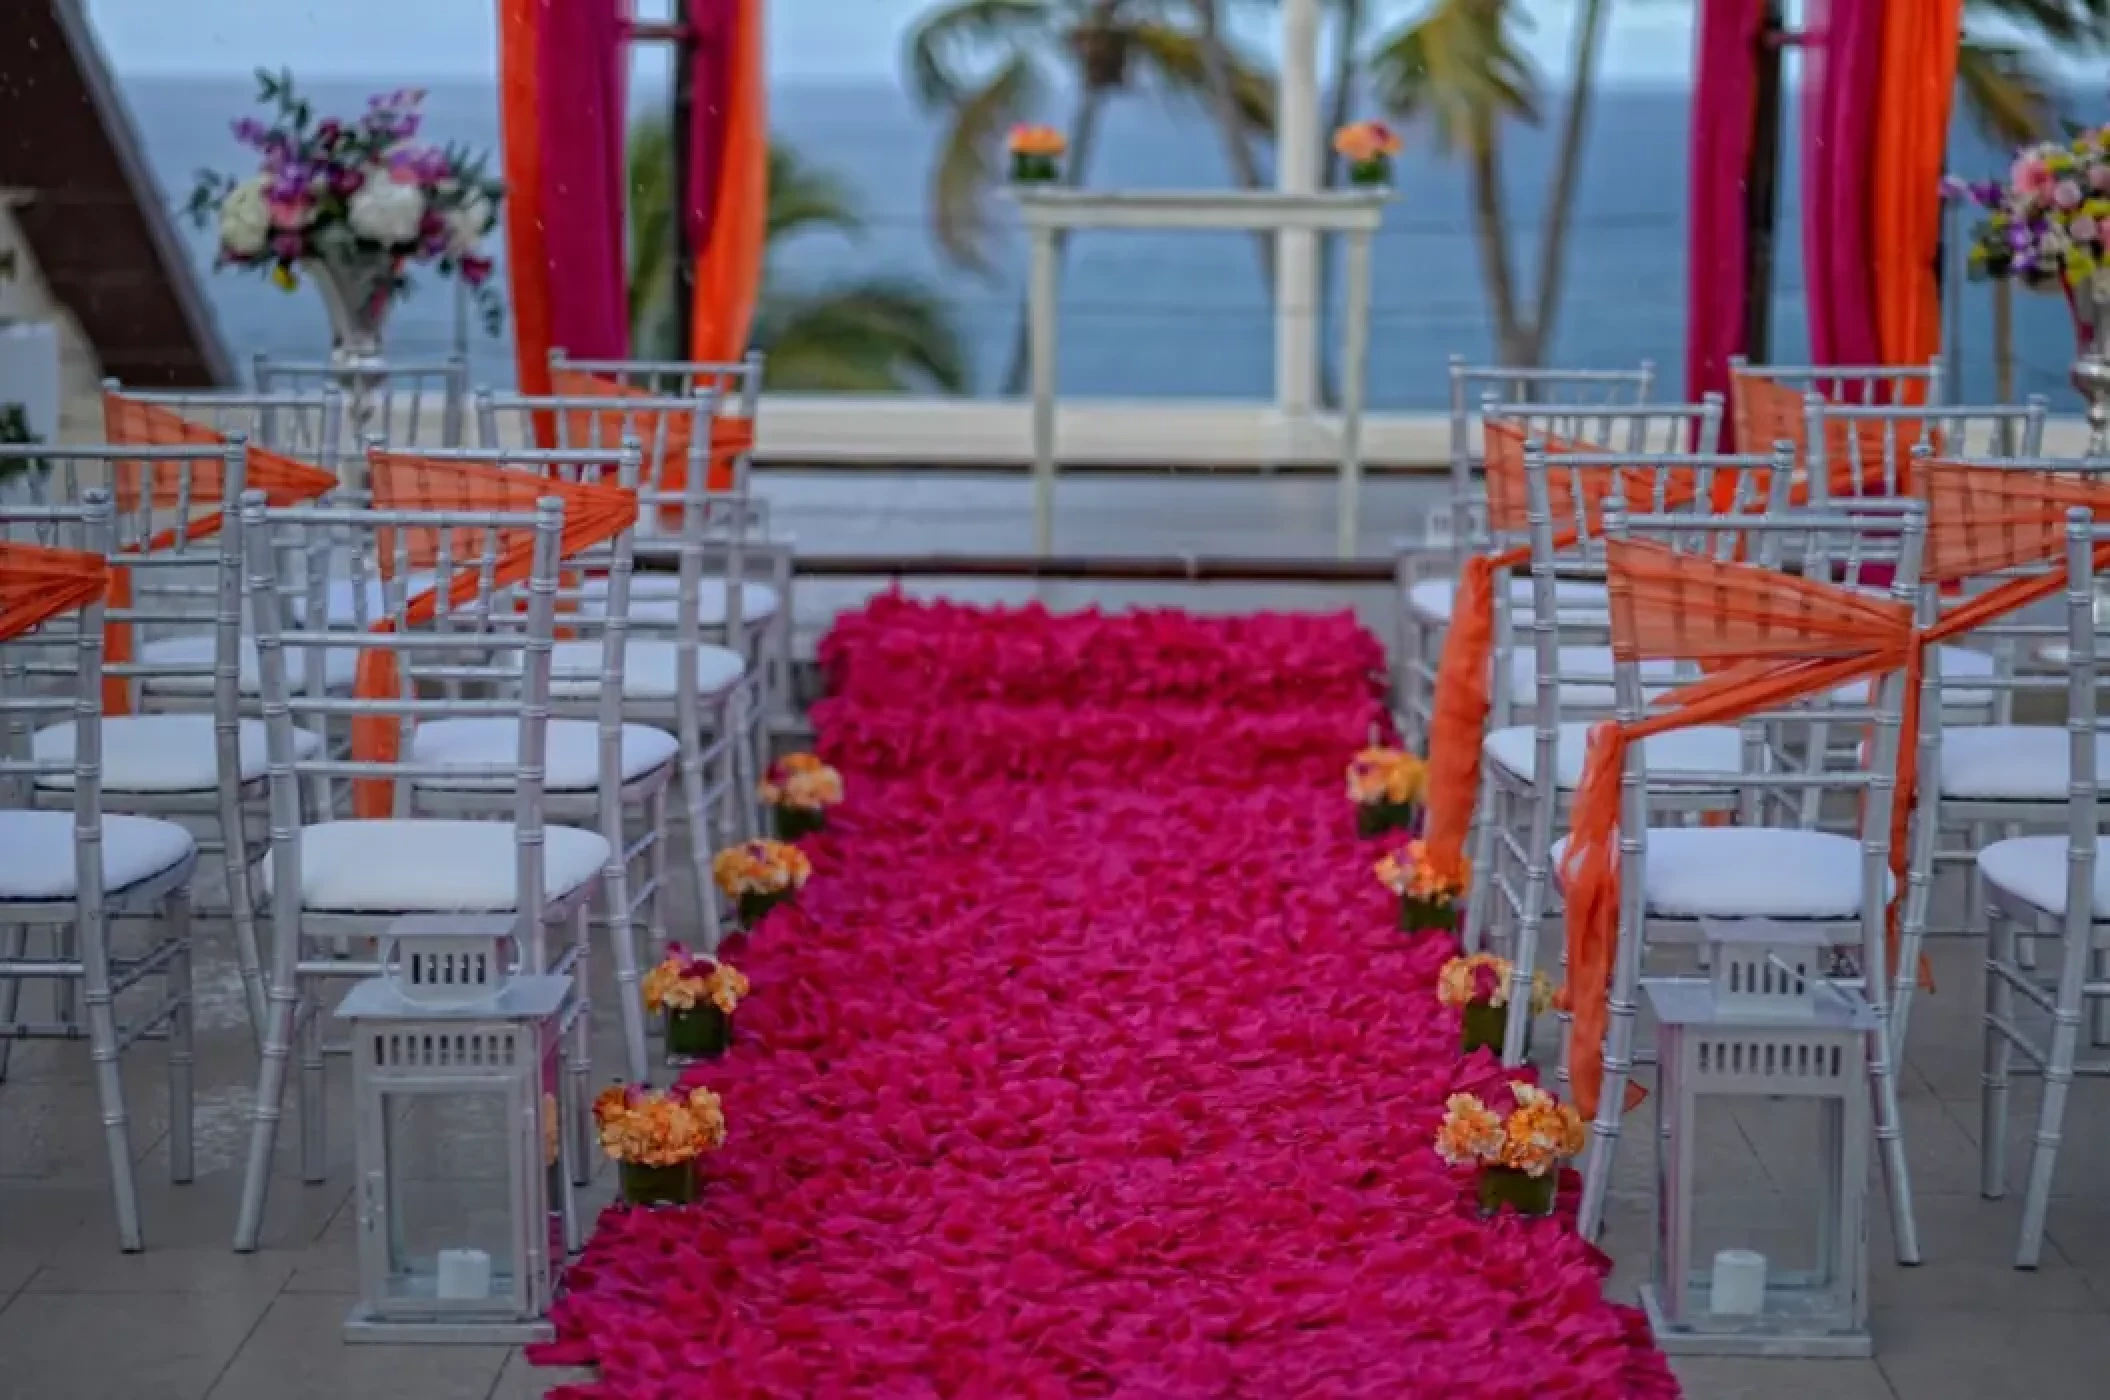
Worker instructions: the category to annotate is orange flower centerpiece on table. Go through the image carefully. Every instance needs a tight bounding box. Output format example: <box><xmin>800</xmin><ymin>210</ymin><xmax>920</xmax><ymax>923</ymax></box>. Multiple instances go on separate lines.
<box><xmin>758</xmin><ymin>752</ymin><xmax>844</xmax><ymax>840</ymax></box>
<box><xmin>1346</xmin><ymin>745</ymin><xmax>1426</xmax><ymax>837</ymax></box>
<box><xmin>1438</xmin><ymin>952</ymin><xmax>1553</xmax><ymax>1055</ymax></box>
<box><xmin>643</xmin><ymin>945</ymin><xmax>750</xmax><ymax>1064</ymax></box>
<box><xmin>712</xmin><ymin>838</ymin><xmax>812</xmax><ymax>927</ymax></box>
<box><xmin>1374</xmin><ymin>838</ymin><xmax>1468</xmax><ymax>933</ymax></box>
<box><xmin>1435</xmin><ymin>1081</ymin><xmax>1587</xmax><ymax>1218</ymax></box>
<box><xmin>593</xmin><ymin>1082</ymin><xmax>727</xmax><ymax>1206</ymax></box>
<box><xmin>1333</xmin><ymin>119</ymin><xmax>1402</xmax><ymax>187</ymax></box>
<box><xmin>1009</xmin><ymin>124</ymin><xmax>1067</xmax><ymax>183</ymax></box>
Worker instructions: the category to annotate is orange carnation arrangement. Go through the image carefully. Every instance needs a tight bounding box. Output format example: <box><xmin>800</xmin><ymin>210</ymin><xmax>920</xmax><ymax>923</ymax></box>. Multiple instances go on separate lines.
<box><xmin>1009</xmin><ymin>124</ymin><xmax>1066</xmax><ymax>183</ymax></box>
<box><xmin>712</xmin><ymin>838</ymin><xmax>812</xmax><ymax>926</ymax></box>
<box><xmin>1374</xmin><ymin>838</ymin><xmax>1468</xmax><ymax>932</ymax></box>
<box><xmin>594</xmin><ymin>1083</ymin><xmax>728</xmax><ymax>1206</ymax></box>
<box><xmin>543</xmin><ymin>1091</ymin><xmax>559</xmax><ymax>1169</ymax></box>
<box><xmin>1439</xmin><ymin>952</ymin><xmax>1552</xmax><ymax>1054</ymax></box>
<box><xmin>1346</xmin><ymin>746</ymin><xmax>1425</xmax><ymax>837</ymax></box>
<box><xmin>1435</xmin><ymin>1081</ymin><xmax>1587</xmax><ymax>1218</ymax></box>
<box><xmin>1332</xmin><ymin>120</ymin><xmax>1401</xmax><ymax>186</ymax></box>
<box><xmin>758</xmin><ymin>753</ymin><xmax>844</xmax><ymax>839</ymax></box>
<box><xmin>644</xmin><ymin>945</ymin><xmax>750</xmax><ymax>1063</ymax></box>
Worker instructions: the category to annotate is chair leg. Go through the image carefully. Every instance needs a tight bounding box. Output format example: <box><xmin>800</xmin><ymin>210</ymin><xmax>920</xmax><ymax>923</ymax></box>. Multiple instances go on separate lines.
<box><xmin>79</xmin><ymin>904</ymin><xmax>142</xmax><ymax>1252</ymax></box>
<box><xmin>1980</xmin><ymin>911</ymin><xmax>2016</xmax><ymax>1200</ymax></box>
<box><xmin>599</xmin><ymin>836</ymin><xmax>649</xmax><ymax>1085</ymax></box>
<box><xmin>218</xmin><ymin>791</ymin><xmax>267</xmax><ymax>1046</ymax></box>
<box><xmin>0</xmin><ymin>922</ymin><xmax>25</xmax><ymax>1082</ymax></box>
<box><xmin>297</xmin><ymin>986</ymin><xmax>328</xmax><ymax>1185</ymax></box>
<box><xmin>1858</xmin><ymin>893</ymin><xmax>1920</xmax><ymax>1265</ymax></box>
<box><xmin>1503</xmin><ymin>778</ymin><xmax>1558</xmax><ymax>1067</ymax></box>
<box><xmin>678</xmin><ymin>729</ymin><xmax>719</xmax><ymax>923</ymax></box>
<box><xmin>1578</xmin><ymin>890</ymin><xmax>1648</xmax><ymax>1242</ymax></box>
<box><xmin>234</xmin><ymin>904</ymin><xmax>303</xmax><ymax>1252</ymax></box>
<box><xmin>1462</xmin><ymin>768</ymin><xmax>1501</xmax><ymax>955</ymax></box>
<box><xmin>2015</xmin><ymin>912</ymin><xmax>2093</xmax><ymax>1268</ymax></box>
<box><xmin>166</xmin><ymin>888</ymin><xmax>195</xmax><ymax>1185</ymax></box>
<box><xmin>644</xmin><ymin>785</ymin><xmax>671</xmax><ymax>958</ymax></box>
<box><xmin>569</xmin><ymin>906</ymin><xmax>594</xmax><ymax>1188</ymax></box>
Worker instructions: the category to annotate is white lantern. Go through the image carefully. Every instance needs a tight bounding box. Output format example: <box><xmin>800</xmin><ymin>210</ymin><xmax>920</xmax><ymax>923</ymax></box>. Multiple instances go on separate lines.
<box><xmin>1640</xmin><ymin>923</ymin><xmax>1875</xmax><ymax>1359</ymax></box>
<box><xmin>339</xmin><ymin>915</ymin><xmax>575</xmax><ymax>1343</ymax></box>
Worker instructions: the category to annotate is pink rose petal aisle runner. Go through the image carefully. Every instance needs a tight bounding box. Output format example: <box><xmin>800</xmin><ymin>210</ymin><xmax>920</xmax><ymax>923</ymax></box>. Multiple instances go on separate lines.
<box><xmin>533</xmin><ymin>595</ymin><xmax>1678</xmax><ymax>1398</ymax></box>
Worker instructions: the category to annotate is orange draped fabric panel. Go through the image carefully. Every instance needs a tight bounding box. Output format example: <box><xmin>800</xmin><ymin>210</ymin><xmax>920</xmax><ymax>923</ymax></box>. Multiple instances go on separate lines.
<box><xmin>0</xmin><ymin>542</ymin><xmax>108</xmax><ymax>642</ymax></box>
<box><xmin>349</xmin><ymin>451</ymin><xmax>638</xmax><ymax>818</ymax></box>
<box><xmin>689</xmin><ymin>0</ymin><xmax>766</xmax><ymax>364</ymax></box>
<box><xmin>499</xmin><ymin>0</ymin><xmax>554</xmax><ymax>401</ymax></box>
<box><xmin>100</xmin><ymin>392</ymin><xmax>338</xmax><ymax>715</ymax></box>
<box><xmin>1871</xmin><ymin>0</ymin><xmax>1964</xmax><ymax>380</ymax></box>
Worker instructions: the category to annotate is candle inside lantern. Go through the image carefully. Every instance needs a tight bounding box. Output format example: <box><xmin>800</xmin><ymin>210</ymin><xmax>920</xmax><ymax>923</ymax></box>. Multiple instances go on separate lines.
<box><xmin>1708</xmin><ymin>1248</ymin><xmax>1767</xmax><ymax>1316</ymax></box>
<box><xmin>435</xmin><ymin>1248</ymin><xmax>492</xmax><ymax>1300</ymax></box>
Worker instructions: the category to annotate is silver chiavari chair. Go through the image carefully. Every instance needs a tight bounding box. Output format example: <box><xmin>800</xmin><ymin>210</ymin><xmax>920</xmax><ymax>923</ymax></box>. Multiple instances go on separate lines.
<box><xmin>371</xmin><ymin>439</ymin><xmax>677</xmax><ymax>1084</ymax></box>
<box><xmin>1569</xmin><ymin>496</ymin><xmax>1927</xmax><ymax>1263</ymax></box>
<box><xmin>0</xmin><ymin>491</ymin><xmax>198</xmax><ymax>1251</ymax></box>
<box><xmin>1975</xmin><ymin>507</ymin><xmax>2110</xmax><ymax>1268</ymax></box>
<box><xmin>548</xmin><ymin>348</ymin><xmax>794</xmax><ymax>732</ymax></box>
<box><xmin>251</xmin><ymin>351</ymin><xmax>469</xmax><ymax>496</ymax></box>
<box><xmin>231</xmin><ymin>490</ymin><xmax>608</xmax><ymax>1251</ymax></box>
<box><xmin>1729</xmin><ymin>356</ymin><xmax>1946</xmax><ymax>417</ymax></box>
<box><xmin>1471</xmin><ymin>438</ymin><xmax>1798</xmax><ymax>1067</ymax></box>
<box><xmin>1399</xmin><ymin>364</ymin><xmax>1659</xmax><ymax>746</ymax></box>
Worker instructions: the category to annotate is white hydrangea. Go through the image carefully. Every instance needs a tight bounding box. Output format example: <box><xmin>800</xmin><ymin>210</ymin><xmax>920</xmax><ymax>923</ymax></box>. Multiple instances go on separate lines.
<box><xmin>217</xmin><ymin>175</ymin><xmax>272</xmax><ymax>257</ymax></box>
<box><xmin>347</xmin><ymin>174</ymin><xmax>426</xmax><ymax>248</ymax></box>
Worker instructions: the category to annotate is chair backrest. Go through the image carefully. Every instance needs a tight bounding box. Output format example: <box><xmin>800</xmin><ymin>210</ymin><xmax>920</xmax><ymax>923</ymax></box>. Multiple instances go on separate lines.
<box><xmin>252</xmin><ymin>352</ymin><xmax>469</xmax><ymax>451</ymax></box>
<box><xmin>1444</xmin><ymin>360</ymin><xmax>1656</xmax><ymax>553</ymax></box>
<box><xmin>1477</xmin><ymin>400</ymin><xmax>1726</xmax><ymax>550</ymax></box>
<box><xmin>1803</xmin><ymin>397</ymin><xmax>2052</xmax><ymax>503</ymax></box>
<box><xmin>548</xmin><ymin>349</ymin><xmax>763</xmax><ymax>421</ymax></box>
<box><xmin>1730</xmin><ymin>356</ymin><xmax>1944</xmax><ymax>408</ymax></box>
<box><xmin>240</xmin><ymin>490</ymin><xmax>566</xmax><ymax>842</ymax></box>
<box><xmin>0</xmin><ymin>494</ymin><xmax>117</xmax><ymax>911</ymax></box>
<box><xmin>102</xmin><ymin>380</ymin><xmax>348</xmax><ymax>474</ymax></box>
<box><xmin>473</xmin><ymin>389</ymin><xmax>709</xmax><ymax>522</ymax></box>
<box><xmin>2055</xmin><ymin>511</ymin><xmax>2104</xmax><ymax>939</ymax></box>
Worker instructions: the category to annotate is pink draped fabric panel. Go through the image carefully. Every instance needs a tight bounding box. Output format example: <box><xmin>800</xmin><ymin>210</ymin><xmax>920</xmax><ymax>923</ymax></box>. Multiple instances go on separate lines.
<box><xmin>1684</xmin><ymin>0</ymin><xmax>1765</xmax><ymax>417</ymax></box>
<box><xmin>536</xmin><ymin>0</ymin><xmax>631</xmax><ymax>360</ymax></box>
<box><xmin>1801</xmin><ymin>0</ymin><xmax>1884</xmax><ymax>369</ymax></box>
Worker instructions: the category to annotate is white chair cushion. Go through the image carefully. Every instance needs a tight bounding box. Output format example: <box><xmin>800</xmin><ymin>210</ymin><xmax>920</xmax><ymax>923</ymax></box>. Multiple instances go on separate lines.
<box><xmin>1937</xmin><ymin>726</ymin><xmax>2110</xmax><ymax>803</ymax></box>
<box><xmin>1551</xmin><ymin>827</ymin><xmax>1890</xmax><ymax>920</ymax></box>
<box><xmin>1978</xmin><ymin>836</ymin><xmax>2110</xmax><ymax>919</ymax></box>
<box><xmin>1407</xmin><ymin>577</ymin><xmax>1609</xmax><ymax>624</ymax></box>
<box><xmin>410</xmin><ymin>719</ymin><xmax>679</xmax><ymax>791</ymax></box>
<box><xmin>31</xmin><ymin>715</ymin><xmax>322</xmax><ymax>792</ymax></box>
<box><xmin>0</xmin><ymin>811</ymin><xmax>196</xmax><ymax>901</ymax></box>
<box><xmin>1509</xmin><ymin>647</ymin><xmax>1685</xmax><ymax>709</ymax></box>
<box><xmin>1485</xmin><ymin>723</ymin><xmax>1746</xmax><ymax>789</ymax></box>
<box><xmin>259</xmin><ymin>819</ymin><xmax>610</xmax><ymax>912</ymax></box>
<box><xmin>549</xmin><ymin>639</ymin><xmax>745</xmax><ymax>700</ymax></box>
<box><xmin>584</xmin><ymin>575</ymin><xmax>780</xmax><ymax>625</ymax></box>
<box><xmin>1829</xmin><ymin>646</ymin><xmax>1996</xmax><ymax>710</ymax></box>
<box><xmin>138</xmin><ymin>635</ymin><xmax>360</xmax><ymax>695</ymax></box>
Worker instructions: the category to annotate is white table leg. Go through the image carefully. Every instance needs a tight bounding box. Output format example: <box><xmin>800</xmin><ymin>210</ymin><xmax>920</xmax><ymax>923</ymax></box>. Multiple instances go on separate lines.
<box><xmin>1337</xmin><ymin>229</ymin><xmax>1373</xmax><ymax>560</ymax></box>
<box><xmin>1029</xmin><ymin>228</ymin><xmax>1059</xmax><ymax>556</ymax></box>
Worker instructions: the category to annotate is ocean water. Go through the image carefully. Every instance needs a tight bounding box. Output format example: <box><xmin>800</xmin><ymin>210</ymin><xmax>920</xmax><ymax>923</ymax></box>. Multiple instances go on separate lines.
<box><xmin>114</xmin><ymin>73</ymin><xmax>2075</xmax><ymax>406</ymax></box>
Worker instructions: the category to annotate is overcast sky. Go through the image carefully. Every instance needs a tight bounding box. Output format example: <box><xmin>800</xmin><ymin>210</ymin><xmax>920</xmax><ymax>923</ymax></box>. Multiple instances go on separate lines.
<box><xmin>84</xmin><ymin>0</ymin><xmax>1704</xmax><ymax>83</ymax></box>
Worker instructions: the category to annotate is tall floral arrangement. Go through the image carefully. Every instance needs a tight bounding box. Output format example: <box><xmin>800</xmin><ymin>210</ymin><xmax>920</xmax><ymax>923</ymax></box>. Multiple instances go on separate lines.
<box><xmin>1947</xmin><ymin>123</ymin><xmax>2110</xmax><ymax>339</ymax></box>
<box><xmin>184</xmin><ymin>71</ymin><xmax>505</xmax><ymax>339</ymax></box>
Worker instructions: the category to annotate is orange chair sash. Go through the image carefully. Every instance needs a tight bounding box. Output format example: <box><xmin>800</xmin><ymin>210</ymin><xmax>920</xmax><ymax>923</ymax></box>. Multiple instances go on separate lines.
<box><xmin>0</xmin><ymin>542</ymin><xmax>109</xmax><ymax>641</ymax></box>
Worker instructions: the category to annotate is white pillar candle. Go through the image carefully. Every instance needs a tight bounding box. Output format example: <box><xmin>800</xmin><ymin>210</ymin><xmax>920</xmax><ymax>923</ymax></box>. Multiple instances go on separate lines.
<box><xmin>1708</xmin><ymin>1248</ymin><xmax>1768</xmax><ymax>1316</ymax></box>
<box><xmin>435</xmin><ymin>1247</ymin><xmax>491</xmax><ymax>1300</ymax></box>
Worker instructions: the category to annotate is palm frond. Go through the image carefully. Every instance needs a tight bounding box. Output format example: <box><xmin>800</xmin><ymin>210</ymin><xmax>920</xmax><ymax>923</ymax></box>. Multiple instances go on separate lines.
<box><xmin>753</xmin><ymin>278</ymin><xmax>973</xmax><ymax>394</ymax></box>
<box><xmin>1124</xmin><ymin>21</ymin><xmax>1276</xmax><ymax>130</ymax></box>
<box><xmin>626</xmin><ymin>118</ymin><xmax>679</xmax><ymax>348</ymax></box>
<box><xmin>929</xmin><ymin>53</ymin><xmax>1044</xmax><ymax>272</ymax></box>
<box><xmin>1961</xmin><ymin>0</ymin><xmax>2110</xmax><ymax>48</ymax></box>
<box><xmin>1955</xmin><ymin>38</ymin><xmax>2057</xmax><ymax>147</ymax></box>
<box><xmin>1366</xmin><ymin>0</ymin><xmax>1537</xmax><ymax>154</ymax></box>
<box><xmin>903</xmin><ymin>0</ymin><xmax>1055</xmax><ymax>108</ymax></box>
<box><xmin>767</xmin><ymin>145</ymin><xmax>863</xmax><ymax>243</ymax></box>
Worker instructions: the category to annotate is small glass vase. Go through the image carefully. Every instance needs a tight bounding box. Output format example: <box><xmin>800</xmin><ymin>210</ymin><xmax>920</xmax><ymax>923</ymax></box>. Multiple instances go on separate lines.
<box><xmin>773</xmin><ymin>805</ymin><xmax>826</xmax><ymax>841</ymax></box>
<box><xmin>1357</xmin><ymin>801</ymin><xmax>1417</xmax><ymax>839</ymax></box>
<box><xmin>665</xmin><ymin>1005</ymin><xmax>732</xmax><ymax>1064</ymax></box>
<box><xmin>1349</xmin><ymin>156</ymin><xmax>1392</xmax><ymax>188</ymax></box>
<box><xmin>737</xmin><ymin>889</ymin><xmax>792</xmax><ymax>927</ymax></box>
<box><xmin>1400</xmin><ymin>896</ymin><xmax>1460</xmax><ymax>935</ymax></box>
<box><xmin>1477</xmin><ymin>1166</ymin><xmax>1557</xmax><ymax>1218</ymax></box>
<box><xmin>1460</xmin><ymin>1002</ymin><xmax>1508</xmax><ymax>1055</ymax></box>
<box><xmin>619</xmin><ymin>1160</ymin><xmax>698</xmax><ymax>1207</ymax></box>
<box><xmin>1011</xmin><ymin>152</ymin><xmax>1060</xmax><ymax>183</ymax></box>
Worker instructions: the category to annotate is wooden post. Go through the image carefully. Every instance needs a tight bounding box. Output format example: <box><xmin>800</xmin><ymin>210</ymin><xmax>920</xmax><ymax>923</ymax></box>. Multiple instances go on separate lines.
<box><xmin>627</xmin><ymin>11</ymin><xmax>697</xmax><ymax>359</ymax></box>
<box><xmin>1742</xmin><ymin>1</ymin><xmax>1790</xmax><ymax>365</ymax></box>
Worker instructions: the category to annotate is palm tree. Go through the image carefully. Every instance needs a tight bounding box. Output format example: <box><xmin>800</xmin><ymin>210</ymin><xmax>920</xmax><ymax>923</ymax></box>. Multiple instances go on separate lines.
<box><xmin>627</xmin><ymin>120</ymin><xmax>969</xmax><ymax>393</ymax></box>
<box><xmin>902</xmin><ymin>0</ymin><xmax>1277</xmax><ymax>388</ymax></box>
<box><xmin>1367</xmin><ymin>0</ymin><xmax>2110</xmax><ymax>369</ymax></box>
